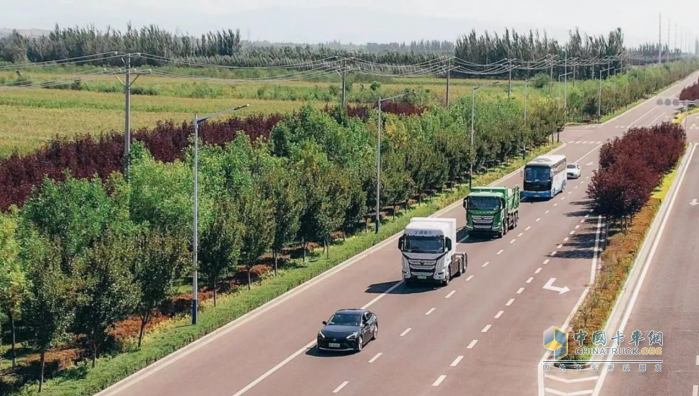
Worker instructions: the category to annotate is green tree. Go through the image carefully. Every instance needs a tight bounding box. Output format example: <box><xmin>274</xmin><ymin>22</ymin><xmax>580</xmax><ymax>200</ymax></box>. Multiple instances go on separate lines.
<box><xmin>0</xmin><ymin>209</ymin><xmax>25</xmax><ymax>367</ymax></box>
<box><xmin>198</xmin><ymin>201</ymin><xmax>243</xmax><ymax>305</ymax></box>
<box><xmin>259</xmin><ymin>159</ymin><xmax>302</xmax><ymax>275</ymax></box>
<box><xmin>21</xmin><ymin>175</ymin><xmax>128</xmax><ymax>271</ymax></box>
<box><xmin>74</xmin><ymin>231</ymin><xmax>139</xmax><ymax>367</ymax></box>
<box><xmin>238</xmin><ymin>188</ymin><xmax>274</xmax><ymax>289</ymax></box>
<box><xmin>22</xmin><ymin>237</ymin><xmax>74</xmax><ymax>393</ymax></box>
<box><xmin>132</xmin><ymin>230</ymin><xmax>188</xmax><ymax>347</ymax></box>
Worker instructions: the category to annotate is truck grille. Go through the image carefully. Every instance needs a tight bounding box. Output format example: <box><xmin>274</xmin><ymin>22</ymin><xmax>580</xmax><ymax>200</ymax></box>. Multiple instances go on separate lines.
<box><xmin>471</xmin><ymin>215</ymin><xmax>494</xmax><ymax>224</ymax></box>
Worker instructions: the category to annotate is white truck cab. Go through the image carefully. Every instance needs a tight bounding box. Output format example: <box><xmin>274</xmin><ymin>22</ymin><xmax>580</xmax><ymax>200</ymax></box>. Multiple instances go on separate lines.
<box><xmin>398</xmin><ymin>218</ymin><xmax>467</xmax><ymax>286</ymax></box>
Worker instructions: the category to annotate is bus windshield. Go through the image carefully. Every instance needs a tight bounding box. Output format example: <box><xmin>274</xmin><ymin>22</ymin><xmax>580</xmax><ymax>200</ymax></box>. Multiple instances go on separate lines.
<box><xmin>468</xmin><ymin>196</ymin><xmax>501</xmax><ymax>211</ymax></box>
<box><xmin>403</xmin><ymin>236</ymin><xmax>444</xmax><ymax>253</ymax></box>
<box><xmin>525</xmin><ymin>166</ymin><xmax>552</xmax><ymax>181</ymax></box>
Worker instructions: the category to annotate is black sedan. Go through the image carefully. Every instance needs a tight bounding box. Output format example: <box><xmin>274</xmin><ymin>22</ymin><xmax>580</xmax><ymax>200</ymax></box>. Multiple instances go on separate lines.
<box><xmin>317</xmin><ymin>309</ymin><xmax>378</xmax><ymax>352</ymax></box>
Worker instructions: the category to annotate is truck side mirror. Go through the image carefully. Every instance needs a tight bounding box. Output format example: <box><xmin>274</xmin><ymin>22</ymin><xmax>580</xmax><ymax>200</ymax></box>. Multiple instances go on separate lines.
<box><xmin>445</xmin><ymin>238</ymin><xmax>452</xmax><ymax>251</ymax></box>
<box><xmin>398</xmin><ymin>235</ymin><xmax>405</xmax><ymax>250</ymax></box>
<box><xmin>463</xmin><ymin>198</ymin><xmax>467</xmax><ymax>208</ymax></box>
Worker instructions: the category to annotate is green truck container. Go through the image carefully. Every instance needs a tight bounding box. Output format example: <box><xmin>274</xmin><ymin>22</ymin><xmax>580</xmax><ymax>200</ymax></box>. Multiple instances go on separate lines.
<box><xmin>462</xmin><ymin>186</ymin><xmax>520</xmax><ymax>238</ymax></box>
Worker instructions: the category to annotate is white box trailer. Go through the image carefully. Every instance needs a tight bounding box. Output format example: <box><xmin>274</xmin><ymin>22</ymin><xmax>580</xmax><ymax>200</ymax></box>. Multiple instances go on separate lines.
<box><xmin>398</xmin><ymin>217</ymin><xmax>467</xmax><ymax>286</ymax></box>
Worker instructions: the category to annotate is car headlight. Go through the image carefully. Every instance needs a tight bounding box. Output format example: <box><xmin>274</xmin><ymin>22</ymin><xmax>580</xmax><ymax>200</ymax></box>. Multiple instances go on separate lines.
<box><xmin>318</xmin><ymin>331</ymin><xmax>326</xmax><ymax>339</ymax></box>
<box><xmin>346</xmin><ymin>332</ymin><xmax>359</xmax><ymax>340</ymax></box>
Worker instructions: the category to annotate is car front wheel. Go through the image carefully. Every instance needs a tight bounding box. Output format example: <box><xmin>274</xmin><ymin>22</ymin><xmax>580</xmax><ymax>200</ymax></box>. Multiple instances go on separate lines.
<box><xmin>355</xmin><ymin>336</ymin><xmax>363</xmax><ymax>352</ymax></box>
<box><xmin>373</xmin><ymin>324</ymin><xmax>378</xmax><ymax>340</ymax></box>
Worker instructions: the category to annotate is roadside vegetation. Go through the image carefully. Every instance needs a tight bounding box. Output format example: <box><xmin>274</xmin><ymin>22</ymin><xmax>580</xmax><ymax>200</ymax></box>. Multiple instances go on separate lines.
<box><xmin>565</xmin><ymin>122</ymin><xmax>686</xmax><ymax>360</ymax></box>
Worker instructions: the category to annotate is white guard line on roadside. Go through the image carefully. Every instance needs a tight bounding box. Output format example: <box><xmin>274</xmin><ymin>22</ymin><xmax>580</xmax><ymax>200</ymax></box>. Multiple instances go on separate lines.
<box><xmin>96</xmin><ymin>142</ymin><xmax>569</xmax><ymax>396</ymax></box>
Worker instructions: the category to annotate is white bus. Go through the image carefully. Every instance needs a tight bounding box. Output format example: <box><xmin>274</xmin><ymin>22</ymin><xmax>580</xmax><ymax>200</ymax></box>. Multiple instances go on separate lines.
<box><xmin>522</xmin><ymin>155</ymin><xmax>567</xmax><ymax>199</ymax></box>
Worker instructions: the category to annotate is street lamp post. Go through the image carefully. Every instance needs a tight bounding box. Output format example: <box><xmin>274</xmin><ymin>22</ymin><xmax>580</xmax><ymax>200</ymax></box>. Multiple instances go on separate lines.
<box><xmin>376</xmin><ymin>92</ymin><xmax>412</xmax><ymax>234</ymax></box>
<box><xmin>470</xmin><ymin>81</ymin><xmax>500</xmax><ymax>190</ymax></box>
<box><xmin>192</xmin><ymin>103</ymin><xmax>249</xmax><ymax>325</ymax></box>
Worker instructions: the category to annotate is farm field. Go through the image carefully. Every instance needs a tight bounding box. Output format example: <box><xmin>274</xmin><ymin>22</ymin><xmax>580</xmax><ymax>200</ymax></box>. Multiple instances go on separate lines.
<box><xmin>0</xmin><ymin>70</ymin><xmax>522</xmax><ymax>157</ymax></box>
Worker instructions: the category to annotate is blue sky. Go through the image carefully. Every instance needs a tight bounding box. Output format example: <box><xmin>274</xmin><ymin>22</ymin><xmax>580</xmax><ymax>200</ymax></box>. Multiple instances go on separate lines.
<box><xmin>0</xmin><ymin>0</ymin><xmax>697</xmax><ymax>48</ymax></box>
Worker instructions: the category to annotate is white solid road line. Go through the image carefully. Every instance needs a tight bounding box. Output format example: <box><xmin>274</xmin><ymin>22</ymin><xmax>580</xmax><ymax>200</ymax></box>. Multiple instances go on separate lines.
<box><xmin>482</xmin><ymin>262</ymin><xmax>490</xmax><ymax>268</ymax></box>
<box><xmin>432</xmin><ymin>375</ymin><xmax>447</xmax><ymax>387</ymax></box>
<box><xmin>466</xmin><ymin>275</ymin><xmax>474</xmax><ymax>281</ymax></box>
<box><xmin>425</xmin><ymin>308</ymin><xmax>436</xmax><ymax>315</ymax></box>
<box><xmin>527</xmin><ymin>277</ymin><xmax>534</xmax><ymax>284</ymax></box>
<box><xmin>368</xmin><ymin>353</ymin><xmax>382</xmax><ymax>363</ymax></box>
<box><xmin>445</xmin><ymin>291</ymin><xmax>456</xmax><ymax>299</ymax></box>
<box><xmin>506</xmin><ymin>298</ymin><xmax>515</xmax><ymax>306</ymax></box>
<box><xmin>450</xmin><ymin>356</ymin><xmax>464</xmax><ymax>367</ymax></box>
<box><xmin>694</xmin><ymin>385</ymin><xmax>698</xmax><ymax>396</ymax></box>
<box><xmin>696</xmin><ymin>355</ymin><xmax>699</xmax><ymax>365</ymax></box>
<box><xmin>536</xmin><ymin>268</ymin><xmax>542</xmax><ymax>274</ymax></box>
<box><xmin>400</xmin><ymin>328</ymin><xmax>412</xmax><ymax>337</ymax></box>
<box><xmin>517</xmin><ymin>287</ymin><xmax>525</xmax><ymax>294</ymax></box>
<box><xmin>333</xmin><ymin>381</ymin><xmax>349</xmax><ymax>393</ymax></box>
<box><xmin>481</xmin><ymin>325</ymin><xmax>492</xmax><ymax>333</ymax></box>
<box><xmin>495</xmin><ymin>311</ymin><xmax>504</xmax><ymax>319</ymax></box>
<box><xmin>467</xmin><ymin>340</ymin><xmax>478</xmax><ymax>349</ymax></box>
<box><xmin>593</xmin><ymin>144</ymin><xmax>698</xmax><ymax>396</ymax></box>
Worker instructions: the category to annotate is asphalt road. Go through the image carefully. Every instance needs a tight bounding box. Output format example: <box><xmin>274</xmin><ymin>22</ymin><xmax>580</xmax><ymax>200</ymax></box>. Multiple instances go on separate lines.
<box><xmin>97</xmin><ymin>72</ymin><xmax>699</xmax><ymax>396</ymax></box>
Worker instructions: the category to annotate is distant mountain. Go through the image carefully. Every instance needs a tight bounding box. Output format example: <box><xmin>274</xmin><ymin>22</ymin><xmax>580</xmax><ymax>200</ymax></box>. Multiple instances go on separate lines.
<box><xmin>0</xmin><ymin>28</ymin><xmax>50</xmax><ymax>38</ymax></box>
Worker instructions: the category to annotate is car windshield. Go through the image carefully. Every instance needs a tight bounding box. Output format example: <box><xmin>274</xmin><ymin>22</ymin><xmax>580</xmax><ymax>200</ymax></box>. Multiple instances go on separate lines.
<box><xmin>403</xmin><ymin>236</ymin><xmax>444</xmax><ymax>253</ymax></box>
<box><xmin>525</xmin><ymin>166</ymin><xmax>552</xmax><ymax>181</ymax></box>
<box><xmin>328</xmin><ymin>313</ymin><xmax>361</xmax><ymax>326</ymax></box>
<box><xmin>468</xmin><ymin>196</ymin><xmax>501</xmax><ymax>211</ymax></box>
<box><xmin>567</xmin><ymin>164</ymin><xmax>577</xmax><ymax>169</ymax></box>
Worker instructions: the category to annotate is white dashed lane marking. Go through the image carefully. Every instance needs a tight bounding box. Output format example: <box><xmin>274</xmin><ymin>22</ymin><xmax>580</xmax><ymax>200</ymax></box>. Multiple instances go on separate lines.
<box><xmin>494</xmin><ymin>311</ymin><xmax>504</xmax><ymax>319</ymax></box>
<box><xmin>333</xmin><ymin>381</ymin><xmax>349</xmax><ymax>393</ymax></box>
<box><xmin>450</xmin><ymin>356</ymin><xmax>464</xmax><ymax>367</ymax></box>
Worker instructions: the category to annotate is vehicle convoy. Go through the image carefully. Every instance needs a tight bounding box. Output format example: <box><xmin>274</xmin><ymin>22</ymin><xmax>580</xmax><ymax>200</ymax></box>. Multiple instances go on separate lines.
<box><xmin>522</xmin><ymin>154</ymin><xmax>567</xmax><ymax>199</ymax></box>
<box><xmin>398</xmin><ymin>218</ymin><xmax>467</xmax><ymax>286</ymax></box>
<box><xmin>463</xmin><ymin>186</ymin><xmax>520</xmax><ymax>238</ymax></box>
<box><xmin>317</xmin><ymin>309</ymin><xmax>378</xmax><ymax>352</ymax></box>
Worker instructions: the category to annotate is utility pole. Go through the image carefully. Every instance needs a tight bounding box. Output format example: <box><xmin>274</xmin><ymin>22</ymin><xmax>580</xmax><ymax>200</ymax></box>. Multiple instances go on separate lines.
<box><xmin>667</xmin><ymin>18</ymin><xmax>671</xmax><ymax>63</ymax></box>
<box><xmin>446</xmin><ymin>58</ymin><xmax>451</xmax><ymax>106</ymax></box>
<box><xmin>675</xmin><ymin>24</ymin><xmax>678</xmax><ymax>58</ymax></box>
<box><xmin>659</xmin><ymin>14</ymin><xmax>662</xmax><ymax>64</ymax></box>
<box><xmin>508</xmin><ymin>58</ymin><xmax>512</xmax><ymax>99</ymax></box>
<box><xmin>549</xmin><ymin>55</ymin><xmax>554</xmax><ymax>94</ymax></box>
<box><xmin>523</xmin><ymin>79</ymin><xmax>528</xmax><ymax>159</ymax></box>
<box><xmin>336</xmin><ymin>58</ymin><xmax>360</xmax><ymax>108</ymax></box>
<box><xmin>113</xmin><ymin>53</ymin><xmax>149</xmax><ymax>177</ymax></box>
<box><xmin>563</xmin><ymin>49</ymin><xmax>567</xmax><ymax>138</ymax></box>
<box><xmin>572</xmin><ymin>58</ymin><xmax>576</xmax><ymax>88</ymax></box>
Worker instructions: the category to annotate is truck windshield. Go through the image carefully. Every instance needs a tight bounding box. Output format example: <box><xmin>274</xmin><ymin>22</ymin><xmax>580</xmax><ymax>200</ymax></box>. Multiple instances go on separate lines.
<box><xmin>403</xmin><ymin>236</ymin><xmax>444</xmax><ymax>253</ymax></box>
<box><xmin>468</xmin><ymin>196</ymin><xmax>501</xmax><ymax>211</ymax></box>
<box><xmin>525</xmin><ymin>166</ymin><xmax>552</xmax><ymax>181</ymax></box>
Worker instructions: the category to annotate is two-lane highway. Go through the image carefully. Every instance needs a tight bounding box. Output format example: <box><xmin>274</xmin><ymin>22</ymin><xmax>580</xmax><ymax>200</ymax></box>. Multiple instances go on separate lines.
<box><xmin>97</xmin><ymin>71</ymin><xmax>699</xmax><ymax>396</ymax></box>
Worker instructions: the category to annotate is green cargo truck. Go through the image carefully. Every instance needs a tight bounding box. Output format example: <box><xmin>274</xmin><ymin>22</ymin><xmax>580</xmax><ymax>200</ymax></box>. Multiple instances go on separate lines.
<box><xmin>462</xmin><ymin>186</ymin><xmax>520</xmax><ymax>238</ymax></box>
